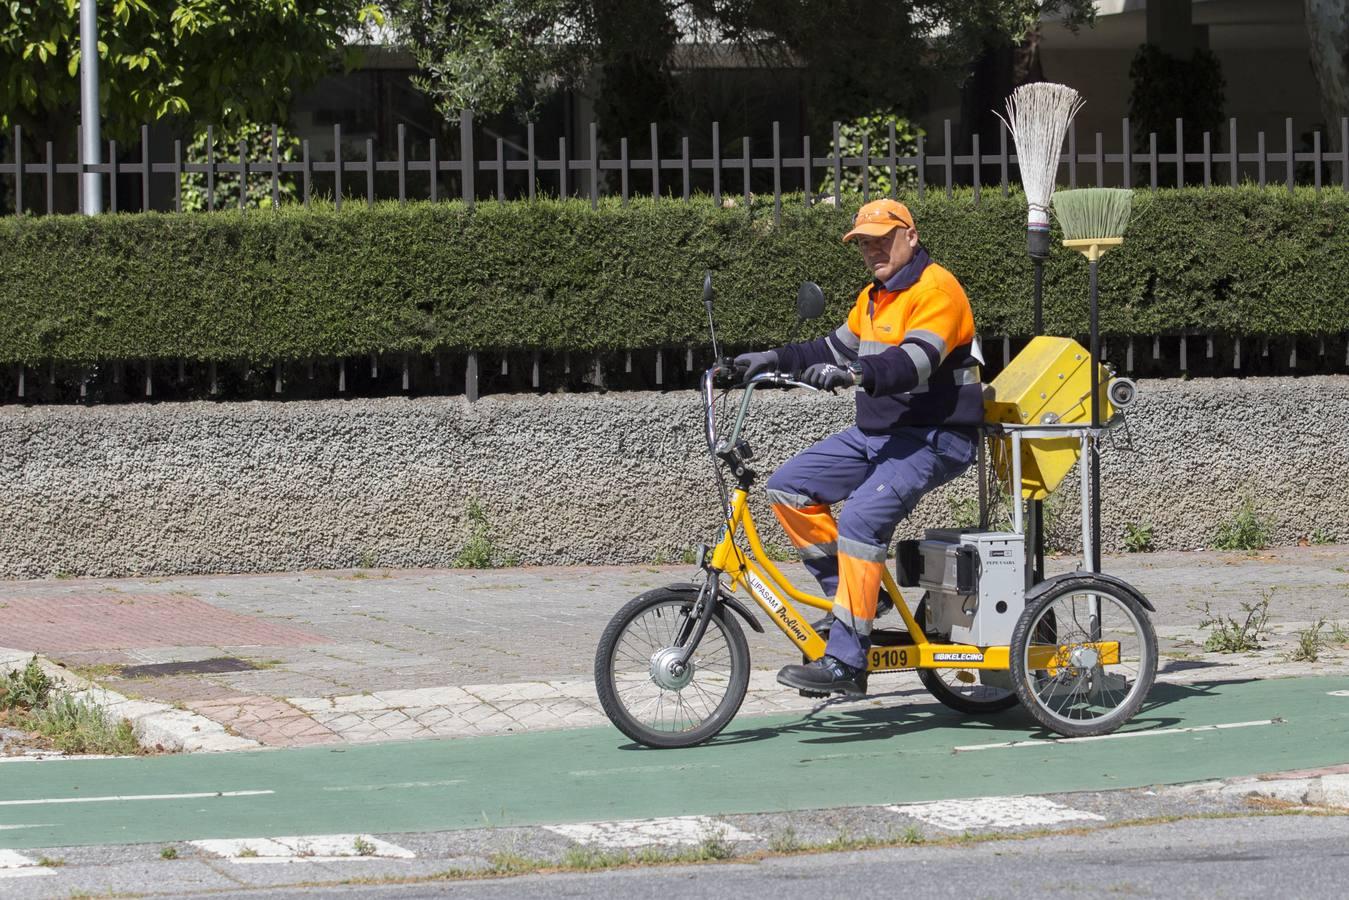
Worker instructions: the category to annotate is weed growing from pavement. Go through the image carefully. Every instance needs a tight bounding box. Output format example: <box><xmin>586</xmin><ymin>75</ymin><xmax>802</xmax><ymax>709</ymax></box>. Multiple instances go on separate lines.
<box><xmin>1123</xmin><ymin>522</ymin><xmax>1155</xmax><ymax>553</ymax></box>
<box><xmin>486</xmin><ymin>850</ymin><xmax>533</xmax><ymax>873</ymax></box>
<box><xmin>454</xmin><ymin>501</ymin><xmax>519</xmax><ymax>569</ymax></box>
<box><xmin>159</xmin><ymin>846</ymin><xmax>179</xmax><ymax>860</ymax></box>
<box><xmin>1329</xmin><ymin>621</ymin><xmax>1349</xmax><ymax>646</ymax></box>
<box><xmin>1195</xmin><ymin>592</ymin><xmax>1272</xmax><ymax>652</ymax></box>
<box><xmin>1286</xmin><ymin>619</ymin><xmax>1327</xmax><ymax>662</ymax></box>
<box><xmin>1310</xmin><ymin>529</ymin><xmax>1336</xmax><ymax>545</ymax></box>
<box><xmin>768</xmin><ymin>825</ymin><xmax>802</xmax><ymax>853</ymax></box>
<box><xmin>237</xmin><ymin>846</ymin><xmax>259</xmax><ymax>858</ymax></box>
<box><xmin>1212</xmin><ymin>498</ymin><xmax>1271</xmax><ymax>551</ymax></box>
<box><xmin>36</xmin><ymin>856</ymin><xmax>64</xmax><ymax>867</ymax></box>
<box><xmin>899</xmin><ymin>826</ymin><xmax>925</xmax><ymax>844</ymax></box>
<box><xmin>694</xmin><ymin>825</ymin><xmax>736</xmax><ymax>860</ymax></box>
<box><xmin>352</xmin><ymin>836</ymin><xmax>377</xmax><ymax>857</ymax></box>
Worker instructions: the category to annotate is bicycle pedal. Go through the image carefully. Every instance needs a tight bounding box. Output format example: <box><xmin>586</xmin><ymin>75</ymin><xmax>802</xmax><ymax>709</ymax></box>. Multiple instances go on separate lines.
<box><xmin>798</xmin><ymin>688</ymin><xmax>831</xmax><ymax>699</ymax></box>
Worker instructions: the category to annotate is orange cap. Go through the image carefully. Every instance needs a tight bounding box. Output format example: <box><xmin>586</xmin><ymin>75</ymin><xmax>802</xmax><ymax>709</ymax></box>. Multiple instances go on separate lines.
<box><xmin>842</xmin><ymin>198</ymin><xmax>915</xmax><ymax>242</ymax></box>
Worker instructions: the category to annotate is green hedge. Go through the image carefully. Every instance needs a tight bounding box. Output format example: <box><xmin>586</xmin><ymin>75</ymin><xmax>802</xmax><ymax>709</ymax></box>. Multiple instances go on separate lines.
<box><xmin>1</xmin><ymin>188</ymin><xmax>1345</xmax><ymax>363</ymax></box>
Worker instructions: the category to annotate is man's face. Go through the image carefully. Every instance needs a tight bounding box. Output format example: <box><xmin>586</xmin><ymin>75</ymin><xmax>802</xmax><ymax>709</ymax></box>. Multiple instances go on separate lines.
<box><xmin>856</xmin><ymin>226</ymin><xmax>918</xmax><ymax>283</ymax></box>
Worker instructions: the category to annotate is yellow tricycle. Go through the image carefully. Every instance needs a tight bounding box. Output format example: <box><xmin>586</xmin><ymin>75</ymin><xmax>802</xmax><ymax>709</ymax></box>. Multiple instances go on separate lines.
<box><xmin>594</xmin><ymin>278</ymin><xmax>1157</xmax><ymax>749</ymax></box>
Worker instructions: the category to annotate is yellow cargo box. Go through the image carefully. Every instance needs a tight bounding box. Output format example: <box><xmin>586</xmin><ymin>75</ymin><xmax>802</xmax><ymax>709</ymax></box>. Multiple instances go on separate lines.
<box><xmin>983</xmin><ymin>336</ymin><xmax>1114</xmax><ymax>500</ymax></box>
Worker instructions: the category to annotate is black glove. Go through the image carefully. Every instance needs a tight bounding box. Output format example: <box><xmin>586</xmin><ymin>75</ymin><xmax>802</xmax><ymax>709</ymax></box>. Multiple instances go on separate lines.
<box><xmin>733</xmin><ymin>349</ymin><xmax>779</xmax><ymax>381</ymax></box>
<box><xmin>801</xmin><ymin>362</ymin><xmax>858</xmax><ymax>391</ymax></box>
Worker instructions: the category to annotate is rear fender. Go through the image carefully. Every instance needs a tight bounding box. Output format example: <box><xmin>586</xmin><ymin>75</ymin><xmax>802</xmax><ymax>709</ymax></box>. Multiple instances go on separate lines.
<box><xmin>1027</xmin><ymin>571</ymin><xmax>1156</xmax><ymax>613</ymax></box>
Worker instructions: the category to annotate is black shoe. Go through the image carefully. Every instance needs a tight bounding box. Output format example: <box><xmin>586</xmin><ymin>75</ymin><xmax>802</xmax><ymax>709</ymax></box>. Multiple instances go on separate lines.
<box><xmin>777</xmin><ymin>655</ymin><xmax>868</xmax><ymax>698</ymax></box>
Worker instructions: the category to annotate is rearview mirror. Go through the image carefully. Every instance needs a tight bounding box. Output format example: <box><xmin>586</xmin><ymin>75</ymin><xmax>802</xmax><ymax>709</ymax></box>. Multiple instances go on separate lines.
<box><xmin>796</xmin><ymin>281</ymin><xmax>826</xmax><ymax>321</ymax></box>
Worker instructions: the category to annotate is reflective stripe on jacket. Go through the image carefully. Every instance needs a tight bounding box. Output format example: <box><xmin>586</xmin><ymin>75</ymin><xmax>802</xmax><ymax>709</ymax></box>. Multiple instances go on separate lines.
<box><xmin>776</xmin><ymin>247</ymin><xmax>984</xmax><ymax>431</ymax></box>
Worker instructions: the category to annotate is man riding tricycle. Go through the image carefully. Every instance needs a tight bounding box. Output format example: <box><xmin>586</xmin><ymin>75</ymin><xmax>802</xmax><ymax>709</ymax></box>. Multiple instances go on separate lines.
<box><xmin>594</xmin><ymin>199</ymin><xmax>1157</xmax><ymax>749</ymax></box>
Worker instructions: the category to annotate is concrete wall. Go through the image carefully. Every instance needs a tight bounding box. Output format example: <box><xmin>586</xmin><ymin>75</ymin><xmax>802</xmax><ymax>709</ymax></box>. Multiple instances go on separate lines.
<box><xmin>2</xmin><ymin>376</ymin><xmax>1345</xmax><ymax>578</ymax></box>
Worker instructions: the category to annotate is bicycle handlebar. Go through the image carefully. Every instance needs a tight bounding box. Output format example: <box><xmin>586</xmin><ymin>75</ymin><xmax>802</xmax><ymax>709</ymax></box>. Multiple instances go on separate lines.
<box><xmin>703</xmin><ymin>364</ymin><xmax>823</xmax><ymax>456</ymax></box>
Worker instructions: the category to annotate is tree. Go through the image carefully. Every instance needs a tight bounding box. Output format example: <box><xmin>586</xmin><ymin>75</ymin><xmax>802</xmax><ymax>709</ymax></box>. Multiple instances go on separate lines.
<box><xmin>387</xmin><ymin>0</ymin><xmax>1096</xmax><ymax>137</ymax></box>
<box><xmin>1306</xmin><ymin>0</ymin><xmax>1349</xmax><ymax>146</ymax></box>
<box><xmin>0</xmin><ymin>0</ymin><xmax>384</xmax><ymax>142</ymax></box>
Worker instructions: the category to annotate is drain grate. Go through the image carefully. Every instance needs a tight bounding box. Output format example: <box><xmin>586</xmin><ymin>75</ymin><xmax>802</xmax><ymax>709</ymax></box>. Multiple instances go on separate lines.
<box><xmin>118</xmin><ymin>657</ymin><xmax>260</xmax><ymax>678</ymax></box>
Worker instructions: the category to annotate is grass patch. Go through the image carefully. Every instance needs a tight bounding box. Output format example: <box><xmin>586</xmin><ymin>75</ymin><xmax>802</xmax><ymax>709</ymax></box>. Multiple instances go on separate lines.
<box><xmin>0</xmin><ymin>656</ymin><xmax>143</xmax><ymax>755</ymax></box>
<box><xmin>352</xmin><ymin>836</ymin><xmax>377</xmax><ymax>857</ymax></box>
<box><xmin>159</xmin><ymin>846</ymin><xmax>179</xmax><ymax>860</ymax></box>
<box><xmin>1196</xmin><ymin>592</ymin><xmax>1272</xmax><ymax>653</ymax></box>
<box><xmin>768</xmin><ymin>825</ymin><xmax>802</xmax><ymax>853</ymax></box>
<box><xmin>36</xmin><ymin>856</ymin><xmax>64</xmax><ymax>867</ymax></box>
<box><xmin>1212</xmin><ymin>498</ymin><xmax>1271</xmax><ymax>551</ymax></box>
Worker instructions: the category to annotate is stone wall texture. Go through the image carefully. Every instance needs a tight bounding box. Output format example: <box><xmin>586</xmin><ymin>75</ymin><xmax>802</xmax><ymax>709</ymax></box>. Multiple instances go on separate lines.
<box><xmin>2</xmin><ymin>376</ymin><xmax>1345</xmax><ymax>578</ymax></box>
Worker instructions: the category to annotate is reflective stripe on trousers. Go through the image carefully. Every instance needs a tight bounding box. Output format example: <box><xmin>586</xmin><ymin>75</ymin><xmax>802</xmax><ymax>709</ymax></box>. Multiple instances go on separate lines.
<box><xmin>766</xmin><ymin>426</ymin><xmax>976</xmax><ymax>668</ymax></box>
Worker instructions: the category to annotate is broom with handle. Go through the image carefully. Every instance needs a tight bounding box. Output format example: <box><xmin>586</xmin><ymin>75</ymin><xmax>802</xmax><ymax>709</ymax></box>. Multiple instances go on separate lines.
<box><xmin>995</xmin><ymin>82</ymin><xmax>1084</xmax><ymax>580</ymax></box>
<box><xmin>1050</xmin><ymin>187</ymin><xmax>1134</xmax><ymax>573</ymax></box>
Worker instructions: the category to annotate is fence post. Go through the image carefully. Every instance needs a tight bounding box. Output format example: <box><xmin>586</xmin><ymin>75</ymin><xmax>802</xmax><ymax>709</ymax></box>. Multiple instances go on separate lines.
<box><xmin>1149</xmin><ymin>132</ymin><xmax>1158</xmax><ymax>190</ymax></box>
<box><xmin>239</xmin><ymin>139</ymin><xmax>248</xmax><ymax>209</ymax></box>
<box><xmin>558</xmin><ymin>136</ymin><xmax>568</xmax><ymax>197</ymax></box>
<box><xmin>1314</xmin><ymin>129</ymin><xmax>1322</xmax><ymax>192</ymax></box>
<box><xmin>174</xmin><ymin>139</ymin><xmax>183</xmax><ymax>211</ymax></box>
<box><xmin>891</xmin><ymin>122</ymin><xmax>901</xmax><ymax>198</ymax></box>
<box><xmin>681</xmin><ymin>135</ymin><xmax>690</xmax><ymax>201</ymax></box>
<box><xmin>271</xmin><ymin>125</ymin><xmax>281</xmax><ymax>208</ymax></box>
<box><xmin>998</xmin><ymin>122</ymin><xmax>1008</xmax><ymax>197</ymax></box>
<box><xmin>76</xmin><ymin>124</ymin><xmax>84</xmax><ymax>213</ymax></box>
<box><xmin>526</xmin><ymin>123</ymin><xmax>536</xmax><ymax>201</ymax></box>
<box><xmin>712</xmin><ymin>121</ymin><xmax>721</xmax><ymax>207</ymax></box>
<box><xmin>772</xmin><ymin>121</ymin><xmax>782</xmax><ymax>225</ymax></box>
<box><xmin>1203</xmin><ymin>131</ymin><xmax>1212</xmax><ymax>187</ymax></box>
<box><xmin>496</xmin><ymin>136</ymin><xmax>505</xmax><ymax>202</ymax></box>
<box><xmin>1122</xmin><ymin>118</ymin><xmax>1132</xmax><ymax>189</ymax></box>
<box><xmin>971</xmin><ymin>132</ymin><xmax>979</xmax><ymax>207</ymax></box>
<box><xmin>1067</xmin><ymin>120</ymin><xmax>1077</xmax><ymax>188</ymax></box>
<box><xmin>12</xmin><ymin>126</ymin><xmax>22</xmax><ymax>214</ymax></box>
<box><xmin>333</xmin><ymin>123</ymin><xmax>342</xmax><ymax>210</ymax></box>
<box><xmin>460</xmin><ymin>110</ymin><xmax>475</xmax><ymax>206</ymax></box>
<box><xmin>302</xmin><ymin>139</ymin><xmax>312</xmax><ymax>208</ymax></box>
<box><xmin>1229</xmin><ymin>118</ymin><xmax>1239</xmax><ymax>187</ymax></box>
<box><xmin>1342</xmin><ymin>118</ymin><xmax>1348</xmax><ymax>191</ymax></box>
<box><xmin>832</xmin><ymin>121</ymin><xmax>842</xmax><ymax>205</ymax></box>
<box><xmin>650</xmin><ymin>123</ymin><xmax>660</xmax><ymax>198</ymax></box>
<box><xmin>45</xmin><ymin>140</ymin><xmax>54</xmax><ymax>214</ymax></box>
<box><xmin>1285</xmin><ymin>117</ymin><xmax>1295</xmax><ymax>193</ymax></box>
<box><xmin>620</xmin><ymin>136</ymin><xmax>629</xmax><ymax>205</ymax></box>
<box><xmin>397</xmin><ymin>123</ymin><xmax>407</xmax><ymax>204</ymax></box>
<box><xmin>109</xmin><ymin>139</ymin><xmax>118</xmax><ymax>212</ymax></box>
<box><xmin>140</xmin><ymin>124</ymin><xmax>150</xmax><ymax>211</ymax></box>
<box><xmin>916</xmin><ymin>133</ymin><xmax>925</xmax><ymax>199</ymax></box>
<box><xmin>742</xmin><ymin>136</ymin><xmax>751</xmax><ymax>211</ymax></box>
<box><xmin>1257</xmin><ymin>131</ymin><xmax>1266</xmax><ymax>186</ymax></box>
<box><xmin>590</xmin><ymin>121</ymin><xmax>600</xmax><ymax>209</ymax></box>
<box><xmin>943</xmin><ymin>119</ymin><xmax>953</xmax><ymax>198</ymax></box>
<box><xmin>801</xmin><ymin>134</ymin><xmax>812</xmax><ymax>207</ymax></box>
<box><xmin>365</xmin><ymin>137</ymin><xmax>375</xmax><ymax>206</ymax></box>
<box><xmin>1095</xmin><ymin>131</ymin><xmax>1104</xmax><ymax>186</ymax></box>
<box><xmin>1175</xmin><ymin>117</ymin><xmax>1184</xmax><ymax>188</ymax></box>
<box><xmin>861</xmin><ymin>132</ymin><xmax>871</xmax><ymax>202</ymax></box>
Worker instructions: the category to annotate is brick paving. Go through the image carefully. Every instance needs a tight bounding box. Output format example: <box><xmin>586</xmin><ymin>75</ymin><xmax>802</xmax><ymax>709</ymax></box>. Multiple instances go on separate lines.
<box><xmin>1</xmin><ymin>546</ymin><xmax>1347</xmax><ymax>750</ymax></box>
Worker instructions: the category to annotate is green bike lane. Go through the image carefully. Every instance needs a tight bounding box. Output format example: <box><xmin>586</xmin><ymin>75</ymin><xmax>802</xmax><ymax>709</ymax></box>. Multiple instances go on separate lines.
<box><xmin>3</xmin><ymin>675</ymin><xmax>1348</xmax><ymax>850</ymax></box>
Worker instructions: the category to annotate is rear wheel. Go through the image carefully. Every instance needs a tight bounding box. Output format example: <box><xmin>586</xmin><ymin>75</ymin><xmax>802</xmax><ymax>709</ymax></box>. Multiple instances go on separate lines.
<box><xmin>1009</xmin><ymin>576</ymin><xmax>1157</xmax><ymax>737</ymax></box>
<box><xmin>914</xmin><ymin>597</ymin><xmax>1019</xmax><ymax>715</ymax></box>
<box><xmin>594</xmin><ymin>588</ymin><xmax>750</xmax><ymax>749</ymax></box>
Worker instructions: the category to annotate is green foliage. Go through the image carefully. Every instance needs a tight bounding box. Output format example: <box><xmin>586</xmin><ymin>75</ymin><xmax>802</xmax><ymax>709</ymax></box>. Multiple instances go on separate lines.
<box><xmin>0</xmin><ymin>1</ymin><xmax>384</xmax><ymax>142</ymax></box>
<box><xmin>454</xmin><ymin>501</ymin><xmax>518</xmax><ymax>569</ymax></box>
<box><xmin>388</xmin><ymin>1</ymin><xmax>1096</xmax><ymax>127</ymax></box>
<box><xmin>1</xmin><ymin>187</ymin><xmax>1346</xmax><ymax>366</ymax></box>
<box><xmin>816</xmin><ymin>113</ymin><xmax>922</xmax><ymax>197</ymax></box>
<box><xmin>1196</xmin><ymin>593</ymin><xmax>1271</xmax><ymax>653</ymax></box>
<box><xmin>1286</xmin><ymin>618</ymin><xmax>1326</xmax><ymax>663</ymax></box>
<box><xmin>0</xmin><ymin>656</ymin><xmax>53</xmax><ymax>711</ymax></box>
<box><xmin>180</xmin><ymin>123</ymin><xmax>303</xmax><ymax>213</ymax></box>
<box><xmin>159</xmin><ymin>846</ymin><xmax>179</xmax><ymax>860</ymax></box>
<box><xmin>1123</xmin><ymin>522</ymin><xmax>1155</xmax><ymax>554</ymax></box>
<box><xmin>1213</xmin><ymin>497</ymin><xmax>1271</xmax><ymax>551</ymax></box>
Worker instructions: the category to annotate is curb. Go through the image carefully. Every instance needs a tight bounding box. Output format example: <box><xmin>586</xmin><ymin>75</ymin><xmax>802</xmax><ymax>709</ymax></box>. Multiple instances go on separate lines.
<box><xmin>1172</xmin><ymin>765</ymin><xmax>1349</xmax><ymax>808</ymax></box>
<box><xmin>1</xmin><ymin>647</ymin><xmax>259</xmax><ymax>753</ymax></box>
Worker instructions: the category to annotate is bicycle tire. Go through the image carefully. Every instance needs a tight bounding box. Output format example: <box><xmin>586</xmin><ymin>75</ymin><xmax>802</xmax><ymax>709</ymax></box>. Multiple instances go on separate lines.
<box><xmin>594</xmin><ymin>588</ymin><xmax>750</xmax><ymax>749</ymax></box>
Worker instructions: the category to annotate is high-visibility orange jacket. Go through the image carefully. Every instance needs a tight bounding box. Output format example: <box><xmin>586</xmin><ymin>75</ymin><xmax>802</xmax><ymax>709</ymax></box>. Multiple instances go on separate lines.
<box><xmin>776</xmin><ymin>247</ymin><xmax>983</xmax><ymax>431</ymax></box>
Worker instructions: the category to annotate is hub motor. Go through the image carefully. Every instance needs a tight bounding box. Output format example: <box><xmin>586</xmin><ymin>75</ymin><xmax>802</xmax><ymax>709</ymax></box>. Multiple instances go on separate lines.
<box><xmin>649</xmin><ymin>647</ymin><xmax>694</xmax><ymax>691</ymax></box>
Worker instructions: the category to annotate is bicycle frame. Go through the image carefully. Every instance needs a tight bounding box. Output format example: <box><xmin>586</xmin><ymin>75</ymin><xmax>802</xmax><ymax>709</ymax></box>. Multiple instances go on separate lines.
<box><xmin>700</xmin><ymin>369</ymin><xmax>1118</xmax><ymax>676</ymax></box>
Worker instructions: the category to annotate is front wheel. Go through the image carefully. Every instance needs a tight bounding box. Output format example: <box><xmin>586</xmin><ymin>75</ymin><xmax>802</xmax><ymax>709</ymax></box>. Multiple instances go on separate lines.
<box><xmin>594</xmin><ymin>588</ymin><xmax>750</xmax><ymax>749</ymax></box>
<box><xmin>1009</xmin><ymin>575</ymin><xmax>1157</xmax><ymax>738</ymax></box>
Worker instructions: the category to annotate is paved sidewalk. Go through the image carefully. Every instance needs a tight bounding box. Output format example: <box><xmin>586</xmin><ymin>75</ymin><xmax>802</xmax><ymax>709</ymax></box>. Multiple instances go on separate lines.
<box><xmin>1</xmin><ymin>546</ymin><xmax>1347</xmax><ymax>750</ymax></box>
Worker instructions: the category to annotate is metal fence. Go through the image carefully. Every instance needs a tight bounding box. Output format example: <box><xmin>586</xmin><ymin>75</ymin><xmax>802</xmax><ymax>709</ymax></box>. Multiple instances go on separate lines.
<box><xmin>3</xmin><ymin>112</ymin><xmax>1348</xmax><ymax>221</ymax></box>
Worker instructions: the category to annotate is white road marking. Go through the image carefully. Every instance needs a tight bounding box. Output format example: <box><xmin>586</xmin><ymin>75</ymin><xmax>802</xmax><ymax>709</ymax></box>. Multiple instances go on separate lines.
<box><xmin>887</xmin><ymin>796</ymin><xmax>1106</xmax><ymax>831</ymax></box>
<box><xmin>0</xmin><ymin>754</ymin><xmax>136</xmax><ymax>763</ymax></box>
<box><xmin>0</xmin><ymin>850</ymin><xmax>54</xmax><ymax>878</ymax></box>
<box><xmin>0</xmin><ymin>789</ymin><xmax>273</xmax><ymax>807</ymax></box>
<box><xmin>190</xmin><ymin>834</ymin><xmax>415</xmax><ymax>862</ymax></box>
<box><xmin>0</xmin><ymin>824</ymin><xmax>54</xmax><ymax>831</ymax></box>
<box><xmin>321</xmin><ymin>779</ymin><xmax>464</xmax><ymax>792</ymax></box>
<box><xmin>1328</xmin><ymin>690</ymin><xmax>1349</xmax><ymax>697</ymax></box>
<box><xmin>544</xmin><ymin>816</ymin><xmax>755</xmax><ymax>850</ymax></box>
<box><xmin>954</xmin><ymin>719</ymin><xmax>1277</xmax><ymax>752</ymax></box>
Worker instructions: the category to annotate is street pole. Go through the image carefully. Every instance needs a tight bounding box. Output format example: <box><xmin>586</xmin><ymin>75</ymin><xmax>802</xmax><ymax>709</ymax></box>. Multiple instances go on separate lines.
<box><xmin>80</xmin><ymin>0</ymin><xmax>102</xmax><ymax>215</ymax></box>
